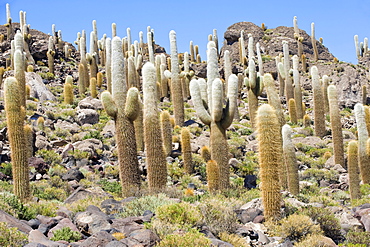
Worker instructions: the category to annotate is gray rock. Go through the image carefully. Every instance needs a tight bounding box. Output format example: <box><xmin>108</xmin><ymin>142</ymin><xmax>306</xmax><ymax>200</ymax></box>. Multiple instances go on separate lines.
<box><xmin>54</xmin><ymin>119</ymin><xmax>80</xmax><ymax>134</ymax></box>
<box><xmin>111</xmin><ymin>217</ymin><xmax>144</xmax><ymax>236</ymax></box>
<box><xmin>209</xmin><ymin>238</ymin><xmax>233</xmax><ymax>247</ymax></box>
<box><xmin>28</xmin><ymin>229</ymin><xmax>67</xmax><ymax>247</ymax></box>
<box><xmin>26</xmin><ymin>72</ymin><xmax>57</xmax><ymax>102</ymax></box>
<box><xmin>0</xmin><ymin>209</ymin><xmax>33</xmax><ymax>234</ymax></box>
<box><xmin>74</xmin><ymin>205</ymin><xmax>112</xmax><ymax>235</ymax></box>
<box><xmin>78</xmin><ymin>230</ymin><xmax>116</xmax><ymax>247</ymax></box>
<box><xmin>128</xmin><ymin>229</ymin><xmax>160</xmax><ymax>247</ymax></box>
<box><xmin>47</xmin><ymin>218</ymin><xmax>82</xmax><ymax>239</ymax></box>
<box><xmin>73</xmin><ymin>138</ymin><xmax>103</xmax><ymax>159</ymax></box>
<box><xmin>76</xmin><ymin>108</ymin><xmax>99</xmax><ymax>125</ymax></box>
<box><xmin>105</xmin><ymin>240</ymin><xmax>128</xmax><ymax>247</ymax></box>
<box><xmin>78</xmin><ymin>97</ymin><xmax>104</xmax><ymax>110</ymax></box>
<box><xmin>62</xmin><ymin>168</ymin><xmax>84</xmax><ymax>182</ymax></box>
<box><xmin>64</xmin><ymin>187</ymin><xmax>111</xmax><ymax>204</ymax></box>
<box><xmin>35</xmin><ymin>134</ymin><xmax>51</xmax><ymax>150</ymax></box>
<box><xmin>235</xmin><ymin>208</ymin><xmax>262</xmax><ymax>224</ymax></box>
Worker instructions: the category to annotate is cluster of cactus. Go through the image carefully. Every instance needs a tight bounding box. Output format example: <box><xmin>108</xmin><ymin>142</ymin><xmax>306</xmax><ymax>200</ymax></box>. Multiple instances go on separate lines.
<box><xmin>354</xmin><ymin>34</ymin><xmax>369</xmax><ymax>58</ymax></box>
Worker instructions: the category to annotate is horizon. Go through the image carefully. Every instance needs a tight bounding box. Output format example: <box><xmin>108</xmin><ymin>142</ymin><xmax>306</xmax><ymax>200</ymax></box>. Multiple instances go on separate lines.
<box><xmin>1</xmin><ymin>0</ymin><xmax>368</xmax><ymax>64</ymax></box>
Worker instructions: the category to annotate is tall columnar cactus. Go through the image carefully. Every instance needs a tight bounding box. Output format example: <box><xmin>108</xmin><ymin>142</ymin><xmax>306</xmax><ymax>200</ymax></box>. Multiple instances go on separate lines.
<box><xmin>101</xmin><ymin>36</ymin><xmax>141</xmax><ymax>195</ymax></box>
<box><xmin>362</xmin><ymin>85</ymin><xmax>367</xmax><ymax>105</ymax></box>
<box><xmin>24</xmin><ymin>124</ymin><xmax>33</xmax><ymax>160</ymax></box>
<box><xmin>181</xmin><ymin>127</ymin><xmax>193</xmax><ymax>174</ymax></box>
<box><xmin>14</xmin><ymin>32</ymin><xmax>26</xmax><ymax>108</ymax></box>
<box><xmin>160</xmin><ymin>110</ymin><xmax>173</xmax><ymax>156</ymax></box>
<box><xmin>311</xmin><ymin>22</ymin><xmax>319</xmax><ymax>61</ymax></box>
<box><xmin>169</xmin><ymin>30</ymin><xmax>184</xmax><ymax>126</ymax></box>
<box><xmin>0</xmin><ymin>67</ymin><xmax>5</xmax><ymax>88</ymax></box>
<box><xmin>354</xmin><ymin>35</ymin><xmax>361</xmax><ymax>58</ymax></box>
<box><xmin>256</xmin><ymin>43</ymin><xmax>264</xmax><ymax>75</ymax></box>
<box><xmin>206</xmin><ymin>160</ymin><xmax>220</xmax><ymax>193</ymax></box>
<box><xmin>190</xmin><ymin>74</ymin><xmax>238</xmax><ymax>190</ymax></box>
<box><xmin>264</xmin><ymin>73</ymin><xmax>285</xmax><ymax>128</ymax></box>
<box><xmin>248</xmin><ymin>34</ymin><xmax>254</xmax><ymax>58</ymax></box>
<box><xmin>354</xmin><ymin>103</ymin><xmax>370</xmax><ymax>184</ymax></box>
<box><xmin>90</xmin><ymin>77</ymin><xmax>97</xmax><ymax>98</ymax></box>
<box><xmin>4</xmin><ymin>77</ymin><xmax>30</xmax><ymax>200</ymax></box>
<box><xmin>5</xmin><ymin>3</ymin><xmax>14</xmax><ymax>41</ymax></box>
<box><xmin>105</xmin><ymin>37</ymin><xmax>112</xmax><ymax>93</ymax></box>
<box><xmin>348</xmin><ymin>140</ymin><xmax>361</xmax><ymax>200</ymax></box>
<box><xmin>224</xmin><ymin>50</ymin><xmax>232</xmax><ymax>95</ymax></box>
<box><xmin>327</xmin><ymin>85</ymin><xmax>344</xmax><ymax>167</ymax></box>
<box><xmin>80</xmin><ymin>35</ymin><xmax>90</xmax><ymax>88</ymax></box>
<box><xmin>311</xmin><ymin>66</ymin><xmax>326</xmax><ymax>137</ymax></box>
<box><xmin>257</xmin><ymin>104</ymin><xmax>282</xmax><ymax>221</ymax></box>
<box><xmin>78</xmin><ymin>63</ymin><xmax>87</xmax><ymax>95</ymax></box>
<box><xmin>147</xmin><ymin>30</ymin><xmax>155</xmax><ymax>64</ymax></box>
<box><xmin>87</xmin><ymin>52</ymin><xmax>98</xmax><ymax>80</ymax></box>
<box><xmin>64</xmin><ymin>75</ymin><xmax>74</xmax><ymax>105</ymax></box>
<box><xmin>282</xmin><ymin>41</ymin><xmax>294</xmax><ymax>101</ymax></box>
<box><xmin>142</xmin><ymin>62</ymin><xmax>167</xmax><ymax>192</ymax></box>
<box><xmin>275</xmin><ymin>56</ymin><xmax>284</xmax><ymax>96</ymax></box>
<box><xmin>322</xmin><ymin>75</ymin><xmax>330</xmax><ymax>114</ymax></box>
<box><xmin>292</xmin><ymin>55</ymin><xmax>303</xmax><ymax>119</ymax></box>
<box><xmin>364</xmin><ymin>106</ymin><xmax>370</xmax><ymax>135</ymax></box>
<box><xmin>245</xmin><ymin>59</ymin><xmax>263</xmax><ymax>128</ymax></box>
<box><xmin>288</xmin><ymin>98</ymin><xmax>297</xmax><ymax>124</ymax></box>
<box><xmin>303</xmin><ymin>114</ymin><xmax>311</xmax><ymax>127</ymax></box>
<box><xmin>97</xmin><ymin>72</ymin><xmax>103</xmax><ymax>88</ymax></box>
<box><xmin>46</xmin><ymin>49</ymin><xmax>55</xmax><ymax>75</ymax></box>
<box><xmin>282</xmin><ymin>124</ymin><xmax>299</xmax><ymax>195</ymax></box>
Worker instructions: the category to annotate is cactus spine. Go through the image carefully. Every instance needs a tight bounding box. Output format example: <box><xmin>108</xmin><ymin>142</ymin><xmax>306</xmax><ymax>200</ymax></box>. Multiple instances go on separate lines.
<box><xmin>142</xmin><ymin>62</ymin><xmax>167</xmax><ymax>192</ymax></box>
<box><xmin>282</xmin><ymin>124</ymin><xmax>299</xmax><ymax>195</ymax></box>
<box><xmin>101</xmin><ymin>37</ymin><xmax>140</xmax><ymax>195</ymax></box>
<box><xmin>348</xmin><ymin>141</ymin><xmax>361</xmax><ymax>200</ymax></box>
<box><xmin>160</xmin><ymin>110</ymin><xmax>173</xmax><ymax>156</ymax></box>
<box><xmin>245</xmin><ymin>59</ymin><xmax>263</xmax><ymax>128</ymax></box>
<box><xmin>190</xmin><ymin>73</ymin><xmax>238</xmax><ymax>190</ymax></box>
<box><xmin>257</xmin><ymin>104</ymin><xmax>282</xmax><ymax>221</ymax></box>
<box><xmin>327</xmin><ymin>85</ymin><xmax>344</xmax><ymax>167</ymax></box>
<box><xmin>311</xmin><ymin>66</ymin><xmax>326</xmax><ymax>137</ymax></box>
<box><xmin>206</xmin><ymin>160</ymin><xmax>220</xmax><ymax>193</ymax></box>
<box><xmin>181</xmin><ymin>127</ymin><xmax>193</xmax><ymax>174</ymax></box>
<box><xmin>169</xmin><ymin>30</ymin><xmax>184</xmax><ymax>126</ymax></box>
<box><xmin>4</xmin><ymin>77</ymin><xmax>30</xmax><ymax>200</ymax></box>
<box><xmin>354</xmin><ymin>103</ymin><xmax>370</xmax><ymax>184</ymax></box>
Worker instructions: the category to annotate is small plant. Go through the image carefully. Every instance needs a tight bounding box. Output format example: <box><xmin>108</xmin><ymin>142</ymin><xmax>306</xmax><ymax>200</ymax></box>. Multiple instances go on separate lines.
<box><xmin>267</xmin><ymin>214</ymin><xmax>322</xmax><ymax>243</ymax></box>
<box><xmin>155</xmin><ymin>202</ymin><xmax>201</xmax><ymax>226</ymax></box>
<box><xmin>120</xmin><ymin>194</ymin><xmax>176</xmax><ymax>218</ymax></box>
<box><xmin>0</xmin><ymin>193</ymin><xmax>36</xmax><ymax>220</ymax></box>
<box><xmin>50</xmin><ymin>227</ymin><xmax>82</xmax><ymax>242</ymax></box>
<box><xmin>219</xmin><ymin>231</ymin><xmax>249</xmax><ymax>246</ymax></box>
<box><xmin>344</xmin><ymin>230</ymin><xmax>370</xmax><ymax>246</ymax></box>
<box><xmin>0</xmin><ymin>222</ymin><xmax>28</xmax><ymax>247</ymax></box>
<box><xmin>0</xmin><ymin>162</ymin><xmax>12</xmax><ymax>177</ymax></box>
<box><xmin>156</xmin><ymin>229</ymin><xmax>211</xmax><ymax>247</ymax></box>
<box><xmin>98</xmin><ymin>179</ymin><xmax>122</xmax><ymax>196</ymax></box>
<box><xmin>36</xmin><ymin>150</ymin><xmax>62</xmax><ymax>166</ymax></box>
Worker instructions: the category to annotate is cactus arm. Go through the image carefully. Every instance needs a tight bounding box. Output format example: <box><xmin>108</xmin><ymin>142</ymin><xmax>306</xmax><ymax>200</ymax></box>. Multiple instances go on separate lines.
<box><xmin>221</xmin><ymin>74</ymin><xmax>239</xmax><ymax>129</ymax></box>
<box><xmin>101</xmin><ymin>91</ymin><xmax>118</xmax><ymax>119</ymax></box>
<box><xmin>190</xmin><ymin>79</ymin><xmax>212</xmax><ymax>125</ymax></box>
<box><xmin>212</xmin><ymin>78</ymin><xmax>223</xmax><ymax>122</ymax></box>
<box><xmin>125</xmin><ymin>87</ymin><xmax>140</xmax><ymax>122</ymax></box>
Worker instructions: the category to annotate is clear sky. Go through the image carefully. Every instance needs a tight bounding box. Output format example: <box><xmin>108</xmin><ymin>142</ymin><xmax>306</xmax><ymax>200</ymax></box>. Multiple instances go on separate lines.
<box><xmin>1</xmin><ymin>0</ymin><xmax>368</xmax><ymax>64</ymax></box>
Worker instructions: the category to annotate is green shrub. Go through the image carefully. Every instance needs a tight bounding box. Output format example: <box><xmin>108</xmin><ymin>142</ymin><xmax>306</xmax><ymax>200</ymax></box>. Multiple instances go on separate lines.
<box><xmin>31</xmin><ymin>181</ymin><xmax>69</xmax><ymax>201</ymax></box>
<box><xmin>0</xmin><ymin>162</ymin><xmax>12</xmax><ymax>177</ymax></box>
<box><xmin>156</xmin><ymin>202</ymin><xmax>201</xmax><ymax>226</ymax></box>
<box><xmin>156</xmin><ymin>229</ymin><xmax>211</xmax><ymax>247</ymax></box>
<box><xmin>0</xmin><ymin>222</ymin><xmax>28</xmax><ymax>247</ymax></box>
<box><xmin>98</xmin><ymin>179</ymin><xmax>122</xmax><ymax>196</ymax></box>
<box><xmin>295</xmin><ymin>234</ymin><xmax>334</xmax><ymax>247</ymax></box>
<box><xmin>0</xmin><ymin>181</ymin><xmax>13</xmax><ymax>193</ymax></box>
<box><xmin>0</xmin><ymin>193</ymin><xmax>36</xmax><ymax>220</ymax></box>
<box><xmin>36</xmin><ymin>150</ymin><xmax>62</xmax><ymax>166</ymax></box>
<box><xmin>268</xmin><ymin>214</ymin><xmax>323</xmax><ymax>243</ymax></box>
<box><xmin>50</xmin><ymin>227</ymin><xmax>81</xmax><ymax>242</ymax></box>
<box><xmin>120</xmin><ymin>194</ymin><xmax>176</xmax><ymax>218</ymax></box>
<box><xmin>300</xmin><ymin>207</ymin><xmax>342</xmax><ymax>241</ymax></box>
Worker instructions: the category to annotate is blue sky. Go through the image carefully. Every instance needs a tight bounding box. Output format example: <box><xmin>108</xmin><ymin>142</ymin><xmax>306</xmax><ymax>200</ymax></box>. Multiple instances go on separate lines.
<box><xmin>1</xmin><ymin>0</ymin><xmax>368</xmax><ymax>64</ymax></box>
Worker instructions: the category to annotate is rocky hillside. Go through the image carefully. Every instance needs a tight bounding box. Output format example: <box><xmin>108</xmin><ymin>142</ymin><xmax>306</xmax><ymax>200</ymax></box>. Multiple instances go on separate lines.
<box><xmin>0</xmin><ymin>17</ymin><xmax>370</xmax><ymax>247</ymax></box>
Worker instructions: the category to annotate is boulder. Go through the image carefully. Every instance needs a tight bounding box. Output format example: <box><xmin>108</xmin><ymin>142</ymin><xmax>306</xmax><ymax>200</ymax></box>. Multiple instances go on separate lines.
<box><xmin>74</xmin><ymin>205</ymin><xmax>112</xmax><ymax>235</ymax></box>
<box><xmin>76</xmin><ymin>108</ymin><xmax>99</xmax><ymax>125</ymax></box>
<box><xmin>26</xmin><ymin>72</ymin><xmax>57</xmax><ymax>101</ymax></box>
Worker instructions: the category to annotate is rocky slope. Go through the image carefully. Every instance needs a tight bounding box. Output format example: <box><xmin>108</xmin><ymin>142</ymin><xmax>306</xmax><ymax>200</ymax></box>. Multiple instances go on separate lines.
<box><xmin>0</xmin><ymin>20</ymin><xmax>370</xmax><ymax>247</ymax></box>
